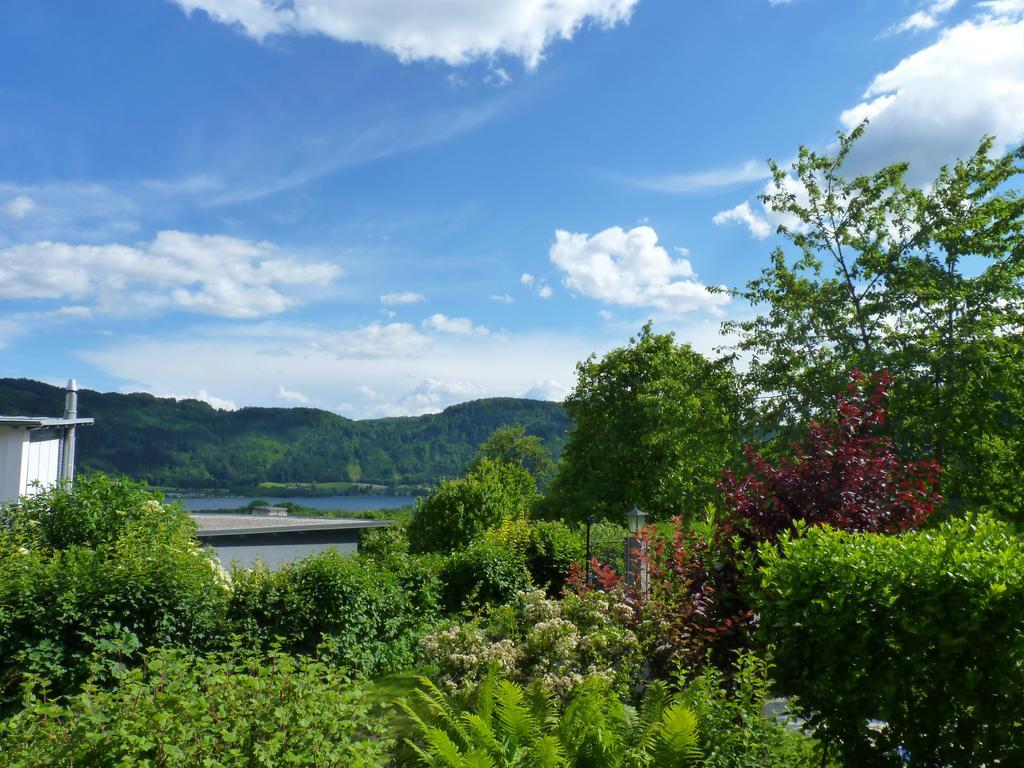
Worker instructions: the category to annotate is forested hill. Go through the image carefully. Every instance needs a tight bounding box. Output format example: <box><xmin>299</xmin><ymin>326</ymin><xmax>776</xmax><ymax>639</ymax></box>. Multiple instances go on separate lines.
<box><xmin>0</xmin><ymin>379</ymin><xmax>571</xmax><ymax>491</ymax></box>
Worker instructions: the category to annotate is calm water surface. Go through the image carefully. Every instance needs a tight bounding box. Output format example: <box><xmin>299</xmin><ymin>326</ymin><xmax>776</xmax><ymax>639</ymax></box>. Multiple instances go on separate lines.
<box><xmin>177</xmin><ymin>495</ymin><xmax>416</xmax><ymax>512</ymax></box>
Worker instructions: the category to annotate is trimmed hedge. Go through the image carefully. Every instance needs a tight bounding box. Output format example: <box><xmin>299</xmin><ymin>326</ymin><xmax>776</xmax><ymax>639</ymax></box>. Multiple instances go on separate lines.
<box><xmin>227</xmin><ymin>548</ymin><xmax>438</xmax><ymax>677</ymax></box>
<box><xmin>756</xmin><ymin>516</ymin><xmax>1024</xmax><ymax>767</ymax></box>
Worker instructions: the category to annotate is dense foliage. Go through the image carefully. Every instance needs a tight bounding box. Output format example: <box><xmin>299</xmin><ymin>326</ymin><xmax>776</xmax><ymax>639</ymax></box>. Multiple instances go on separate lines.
<box><xmin>757</xmin><ymin>516</ymin><xmax>1024</xmax><ymax>767</ymax></box>
<box><xmin>720</xmin><ymin>370</ymin><xmax>941</xmax><ymax>541</ymax></box>
<box><xmin>402</xmin><ymin>673</ymin><xmax>701</xmax><ymax>768</ymax></box>
<box><xmin>541</xmin><ymin>323</ymin><xmax>741</xmax><ymax>523</ymax></box>
<box><xmin>421</xmin><ymin>589</ymin><xmax>642</xmax><ymax>699</ymax></box>
<box><xmin>0</xmin><ymin>378</ymin><xmax>569</xmax><ymax>490</ymax></box>
<box><xmin>724</xmin><ymin>127</ymin><xmax>1024</xmax><ymax>517</ymax></box>
<box><xmin>0</xmin><ymin>649</ymin><xmax>392</xmax><ymax>767</ymax></box>
<box><xmin>0</xmin><ymin>477</ymin><xmax>230</xmax><ymax>709</ymax></box>
<box><xmin>228</xmin><ymin>547</ymin><xmax>440</xmax><ymax>677</ymax></box>
<box><xmin>408</xmin><ymin>458</ymin><xmax>537</xmax><ymax>554</ymax></box>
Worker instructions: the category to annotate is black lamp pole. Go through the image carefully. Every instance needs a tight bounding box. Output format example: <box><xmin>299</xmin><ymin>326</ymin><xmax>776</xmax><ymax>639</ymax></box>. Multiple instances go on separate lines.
<box><xmin>584</xmin><ymin>514</ymin><xmax>595</xmax><ymax>586</ymax></box>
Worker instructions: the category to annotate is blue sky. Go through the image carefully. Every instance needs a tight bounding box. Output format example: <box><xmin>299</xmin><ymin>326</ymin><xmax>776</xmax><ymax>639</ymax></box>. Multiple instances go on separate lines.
<box><xmin>1</xmin><ymin>0</ymin><xmax>1022</xmax><ymax>416</ymax></box>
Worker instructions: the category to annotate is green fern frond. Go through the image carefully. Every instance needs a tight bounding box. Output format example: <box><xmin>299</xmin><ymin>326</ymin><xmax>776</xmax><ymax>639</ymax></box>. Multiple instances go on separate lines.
<box><xmin>652</xmin><ymin>703</ymin><xmax>701</xmax><ymax>767</ymax></box>
<box><xmin>494</xmin><ymin>680</ymin><xmax>539</xmax><ymax>749</ymax></box>
<box><xmin>526</xmin><ymin>734</ymin><xmax>568</xmax><ymax>768</ymax></box>
<box><xmin>462</xmin><ymin>712</ymin><xmax>505</xmax><ymax>761</ymax></box>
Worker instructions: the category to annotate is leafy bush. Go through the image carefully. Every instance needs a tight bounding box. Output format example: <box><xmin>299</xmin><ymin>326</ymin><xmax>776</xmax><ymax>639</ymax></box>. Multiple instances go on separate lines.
<box><xmin>0</xmin><ymin>649</ymin><xmax>392</xmax><ymax>767</ymax></box>
<box><xmin>228</xmin><ymin>548</ymin><xmax>436</xmax><ymax>677</ymax></box>
<box><xmin>401</xmin><ymin>672</ymin><xmax>701</xmax><ymax>768</ymax></box>
<box><xmin>756</xmin><ymin>515</ymin><xmax>1024</xmax><ymax>767</ymax></box>
<box><xmin>721</xmin><ymin>371</ymin><xmax>940</xmax><ymax>542</ymax></box>
<box><xmin>438</xmin><ymin>537</ymin><xmax>532</xmax><ymax>613</ymax></box>
<box><xmin>1</xmin><ymin>474</ymin><xmax>196</xmax><ymax>550</ymax></box>
<box><xmin>679</xmin><ymin>654</ymin><xmax>828</xmax><ymax>768</ymax></box>
<box><xmin>484</xmin><ymin>518</ymin><xmax>586</xmax><ymax>595</ymax></box>
<box><xmin>0</xmin><ymin>477</ymin><xmax>229</xmax><ymax>708</ymax></box>
<box><xmin>408</xmin><ymin>458</ymin><xmax>537</xmax><ymax>554</ymax></box>
<box><xmin>421</xmin><ymin>589</ymin><xmax>641</xmax><ymax>699</ymax></box>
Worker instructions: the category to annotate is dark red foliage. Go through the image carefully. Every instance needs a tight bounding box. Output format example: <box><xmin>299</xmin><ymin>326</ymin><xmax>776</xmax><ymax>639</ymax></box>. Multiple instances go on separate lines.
<box><xmin>720</xmin><ymin>370</ymin><xmax>941</xmax><ymax>543</ymax></box>
<box><xmin>569</xmin><ymin>371</ymin><xmax>942</xmax><ymax>678</ymax></box>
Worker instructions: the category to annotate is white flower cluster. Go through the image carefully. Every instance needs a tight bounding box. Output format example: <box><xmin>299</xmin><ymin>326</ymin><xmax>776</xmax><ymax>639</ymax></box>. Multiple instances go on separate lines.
<box><xmin>420</xmin><ymin>588</ymin><xmax>642</xmax><ymax>700</ymax></box>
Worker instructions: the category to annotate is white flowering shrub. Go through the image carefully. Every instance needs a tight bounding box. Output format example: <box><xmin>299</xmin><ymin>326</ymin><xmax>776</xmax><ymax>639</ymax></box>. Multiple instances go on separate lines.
<box><xmin>420</xmin><ymin>588</ymin><xmax>642</xmax><ymax>699</ymax></box>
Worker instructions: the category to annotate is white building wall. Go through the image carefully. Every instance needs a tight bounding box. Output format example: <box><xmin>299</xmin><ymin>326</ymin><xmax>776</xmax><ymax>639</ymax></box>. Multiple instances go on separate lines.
<box><xmin>0</xmin><ymin>428</ymin><xmax>29</xmax><ymax>502</ymax></box>
<box><xmin>24</xmin><ymin>437</ymin><xmax>61</xmax><ymax>497</ymax></box>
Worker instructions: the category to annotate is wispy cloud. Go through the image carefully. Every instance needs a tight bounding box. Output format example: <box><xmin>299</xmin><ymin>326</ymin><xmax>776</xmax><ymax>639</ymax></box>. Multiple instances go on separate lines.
<box><xmin>618</xmin><ymin>160</ymin><xmax>770</xmax><ymax>194</ymax></box>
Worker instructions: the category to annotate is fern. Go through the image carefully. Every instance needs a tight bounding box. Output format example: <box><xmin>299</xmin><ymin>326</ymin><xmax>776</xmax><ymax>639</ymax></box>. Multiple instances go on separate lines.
<box><xmin>402</xmin><ymin>672</ymin><xmax>702</xmax><ymax>768</ymax></box>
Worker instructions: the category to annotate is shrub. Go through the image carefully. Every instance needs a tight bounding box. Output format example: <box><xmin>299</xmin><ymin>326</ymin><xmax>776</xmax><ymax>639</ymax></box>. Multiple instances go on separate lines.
<box><xmin>0</xmin><ymin>649</ymin><xmax>392</xmax><ymax>767</ymax></box>
<box><xmin>756</xmin><ymin>515</ymin><xmax>1024</xmax><ymax>767</ymax></box>
<box><xmin>228</xmin><ymin>548</ymin><xmax>437</xmax><ymax>677</ymax></box>
<box><xmin>0</xmin><ymin>477</ymin><xmax>229</xmax><ymax>709</ymax></box>
<box><xmin>484</xmin><ymin>518</ymin><xmax>586</xmax><ymax>595</ymax></box>
<box><xmin>421</xmin><ymin>589</ymin><xmax>641</xmax><ymax>700</ymax></box>
<box><xmin>401</xmin><ymin>672</ymin><xmax>701</xmax><ymax>768</ymax></box>
<box><xmin>0</xmin><ymin>474</ymin><xmax>192</xmax><ymax>550</ymax></box>
<box><xmin>720</xmin><ymin>371</ymin><xmax>940</xmax><ymax>543</ymax></box>
<box><xmin>408</xmin><ymin>458</ymin><xmax>537</xmax><ymax>554</ymax></box>
<box><xmin>438</xmin><ymin>537</ymin><xmax>532</xmax><ymax>613</ymax></box>
<box><xmin>679</xmin><ymin>654</ymin><xmax>829</xmax><ymax>768</ymax></box>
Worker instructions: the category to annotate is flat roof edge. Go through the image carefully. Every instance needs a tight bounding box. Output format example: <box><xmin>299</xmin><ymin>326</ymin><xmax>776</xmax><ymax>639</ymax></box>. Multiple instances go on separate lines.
<box><xmin>195</xmin><ymin>519</ymin><xmax>395</xmax><ymax>538</ymax></box>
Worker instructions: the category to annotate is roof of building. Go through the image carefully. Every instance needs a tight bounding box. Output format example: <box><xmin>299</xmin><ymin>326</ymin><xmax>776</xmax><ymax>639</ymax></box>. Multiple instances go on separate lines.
<box><xmin>191</xmin><ymin>513</ymin><xmax>395</xmax><ymax>538</ymax></box>
<box><xmin>0</xmin><ymin>417</ymin><xmax>95</xmax><ymax>428</ymax></box>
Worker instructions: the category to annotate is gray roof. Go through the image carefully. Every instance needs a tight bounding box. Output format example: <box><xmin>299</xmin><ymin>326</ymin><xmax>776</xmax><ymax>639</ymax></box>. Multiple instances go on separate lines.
<box><xmin>0</xmin><ymin>416</ymin><xmax>95</xmax><ymax>428</ymax></box>
<box><xmin>191</xmin><ymin>513</ymin><xmax>394</xmax><ymax>538</ymax></box>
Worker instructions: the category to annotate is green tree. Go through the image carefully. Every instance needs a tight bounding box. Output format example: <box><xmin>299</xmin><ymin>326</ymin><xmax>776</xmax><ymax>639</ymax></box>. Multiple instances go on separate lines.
<box><xmin>408</xmin><ymin>458</ymin><xmax>537</xmax><ymax>553</ymax></box>
<box><xmin>725</xmin><ymin>126</ymin><xmax>1024</xmax><ymax>516</ymax></box>
<box><xmin>471</xmin><ymin>424</ymin><xmax>555</xmax><ymax>486</ymax></box>
<box><xmin>541</xmin><ymin>323</ymin><xmax>741</xmax><ymax>523</ymax></box>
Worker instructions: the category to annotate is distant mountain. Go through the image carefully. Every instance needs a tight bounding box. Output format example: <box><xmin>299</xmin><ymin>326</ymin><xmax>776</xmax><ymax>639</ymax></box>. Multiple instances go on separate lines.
<box><xmin>0</xmin><ymin>379</ymin><xmax>571</xmax><ymax>492</ymax></box>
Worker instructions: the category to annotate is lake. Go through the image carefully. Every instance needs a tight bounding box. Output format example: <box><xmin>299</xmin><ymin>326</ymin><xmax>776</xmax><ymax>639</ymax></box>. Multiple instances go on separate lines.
<box><xmin>177</xmin><ymin>495</ymin><xmax>416</xmax><ymax>512</ymax></box>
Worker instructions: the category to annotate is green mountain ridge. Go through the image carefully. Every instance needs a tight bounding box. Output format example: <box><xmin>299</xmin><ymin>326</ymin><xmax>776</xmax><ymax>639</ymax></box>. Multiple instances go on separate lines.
<box><xmin>0</xmin><ymin>379</ymin><xmax>571</xmax><ymax>491</ymax></box>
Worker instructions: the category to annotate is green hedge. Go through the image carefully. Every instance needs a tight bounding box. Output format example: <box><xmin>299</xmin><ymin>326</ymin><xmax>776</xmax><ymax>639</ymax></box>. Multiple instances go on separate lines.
<box><xmin>0</xmin><ymin>649</ymin><xmax>391</xmax><ymax>767</ymax></box>
<box><xmin>756</xmin><ymin>516</ymin><xmax>1024</xmax><ymax>767</ymax></box>
<box><xmin>227</xmin><ymin>548</ymin><xmax>437</xmax><ymax>677</ymax></box>
<box><xmin>0</xmin><ymin>477</ymin><xmax>230</xmax><ymax>709</ymax></box>
<box><xmin>438</xmin><ymin>538</ymin><xmax>532</xmax><ymax>612</ymax></box>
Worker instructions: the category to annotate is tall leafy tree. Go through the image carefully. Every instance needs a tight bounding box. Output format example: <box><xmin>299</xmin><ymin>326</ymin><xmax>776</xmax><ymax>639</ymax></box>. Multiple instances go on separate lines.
<box><xmin>471</xmin><ymin>424</ymin><xmax>555</xmax><ymax>486</ymax></box>
<box><xmin>542</xmin><ymin>323</ymin><xmax>741</xmax><ymax>523</ymax></box>
<box><xmin>725</xmin><ymin>125</ymin><xmax>1024</xmax><ymax>516</ymax></box>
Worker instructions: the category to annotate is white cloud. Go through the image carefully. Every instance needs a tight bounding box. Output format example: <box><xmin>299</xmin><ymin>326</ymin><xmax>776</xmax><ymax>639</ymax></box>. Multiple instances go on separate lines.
<box><xmin>83</xmin><ymin>321</ymin><xmax>598</xmax><ymax>418</ymax></box>
<box><xmin>885</xmin><ymin>2</ymin><xmax>958</xmax><ymax>35</ymax></box>
<box><xmin>4</xmin><ymin>195</ymin><xmax>35</xmax><ymax>219</ymax></box>
<box><xmin>195</xmin><ymin>389</ymin><xmax>238</xmax><ymax>411</ymax></box>
<box><xmin>371</xmin><ymin>378</ymin><xmax>489</xmax><ymax>416</ymax></box>
<box><xmin>712</xmin><ymin>202</ymin><xmax>773</xmax><ymax>239</ymax></box>
<box><xmin>520</xmin><ymin>273</ymin><xmax>536</xmax><ymax>286</ymax></box>
<box><xmin>621</xmin><ymin>160</ymin><xmax>771</xmax><ymax>193</ymax></box>
<box><xmin>537</xmin><ymin>284</ymin><xmax>553</xmax><ymax>300</ymax></box>
<box><xmin>380</xmin><ymin>291</ymin><xmax>426</xmax><ymax>305</ymax></box>
<box><xmin>276</xmin><ymin>385</ymin><xmax>311</xmax><ymax>404</ymax></box>
<box><xmin>489</xmin><ymin>293</ymin><xmax>515</xmax><ymax>304</ymax></box>
<box><xmin>522</xmin><ymin>380</ymin><xmax>569</xmax><ymax>401</ymax></box>
<box><xmin>549</xmin><ymin>225</ymin><xmax>730</xmax><ymax>314</ymax></box>
<box><xmin>717</xmin><ymin>4</ymin><xmax>1024</xmax><ymax>240</ymax></box>
<box><xmin>170</xmin><ymin>0</ymin><xmax>639</xmax><ymax>69</ymax></box>
<box><xmin>422</xmin><ymin>313</ymin><xmax>490</xmax><ymax>336</ymax></box>
<box><xmin>0</xmin><ymin>230</ymin><xmax>341</xmax><ymax>318</ymax></box>
<box><xmin>842</xmin><ymin>10</ymin><xmax>1024</xmax><ymax>182</ymax></box>
<box><xmin>980</xmin><ymin>0</ymin><xmax>1024</xmax><ymax>15</ymax></box>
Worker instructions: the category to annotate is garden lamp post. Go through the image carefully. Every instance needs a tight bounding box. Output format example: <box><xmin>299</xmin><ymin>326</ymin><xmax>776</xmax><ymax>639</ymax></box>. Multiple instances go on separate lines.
<box><xmin>584</xmin><ymin>514</ymin><xmax>596</xmax><ymax>586</ymax></box>
<box><xmin>624</xmin><ymin>506</ymin><xmax>649</xmax><ymax>596</ymax></box>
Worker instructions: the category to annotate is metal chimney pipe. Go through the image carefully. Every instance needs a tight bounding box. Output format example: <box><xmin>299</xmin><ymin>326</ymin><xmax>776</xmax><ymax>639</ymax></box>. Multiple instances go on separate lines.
<box><xmin>62</xmin><ymin>379</ymin><xmax>78</xmax><ymax>483</ymax></box>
